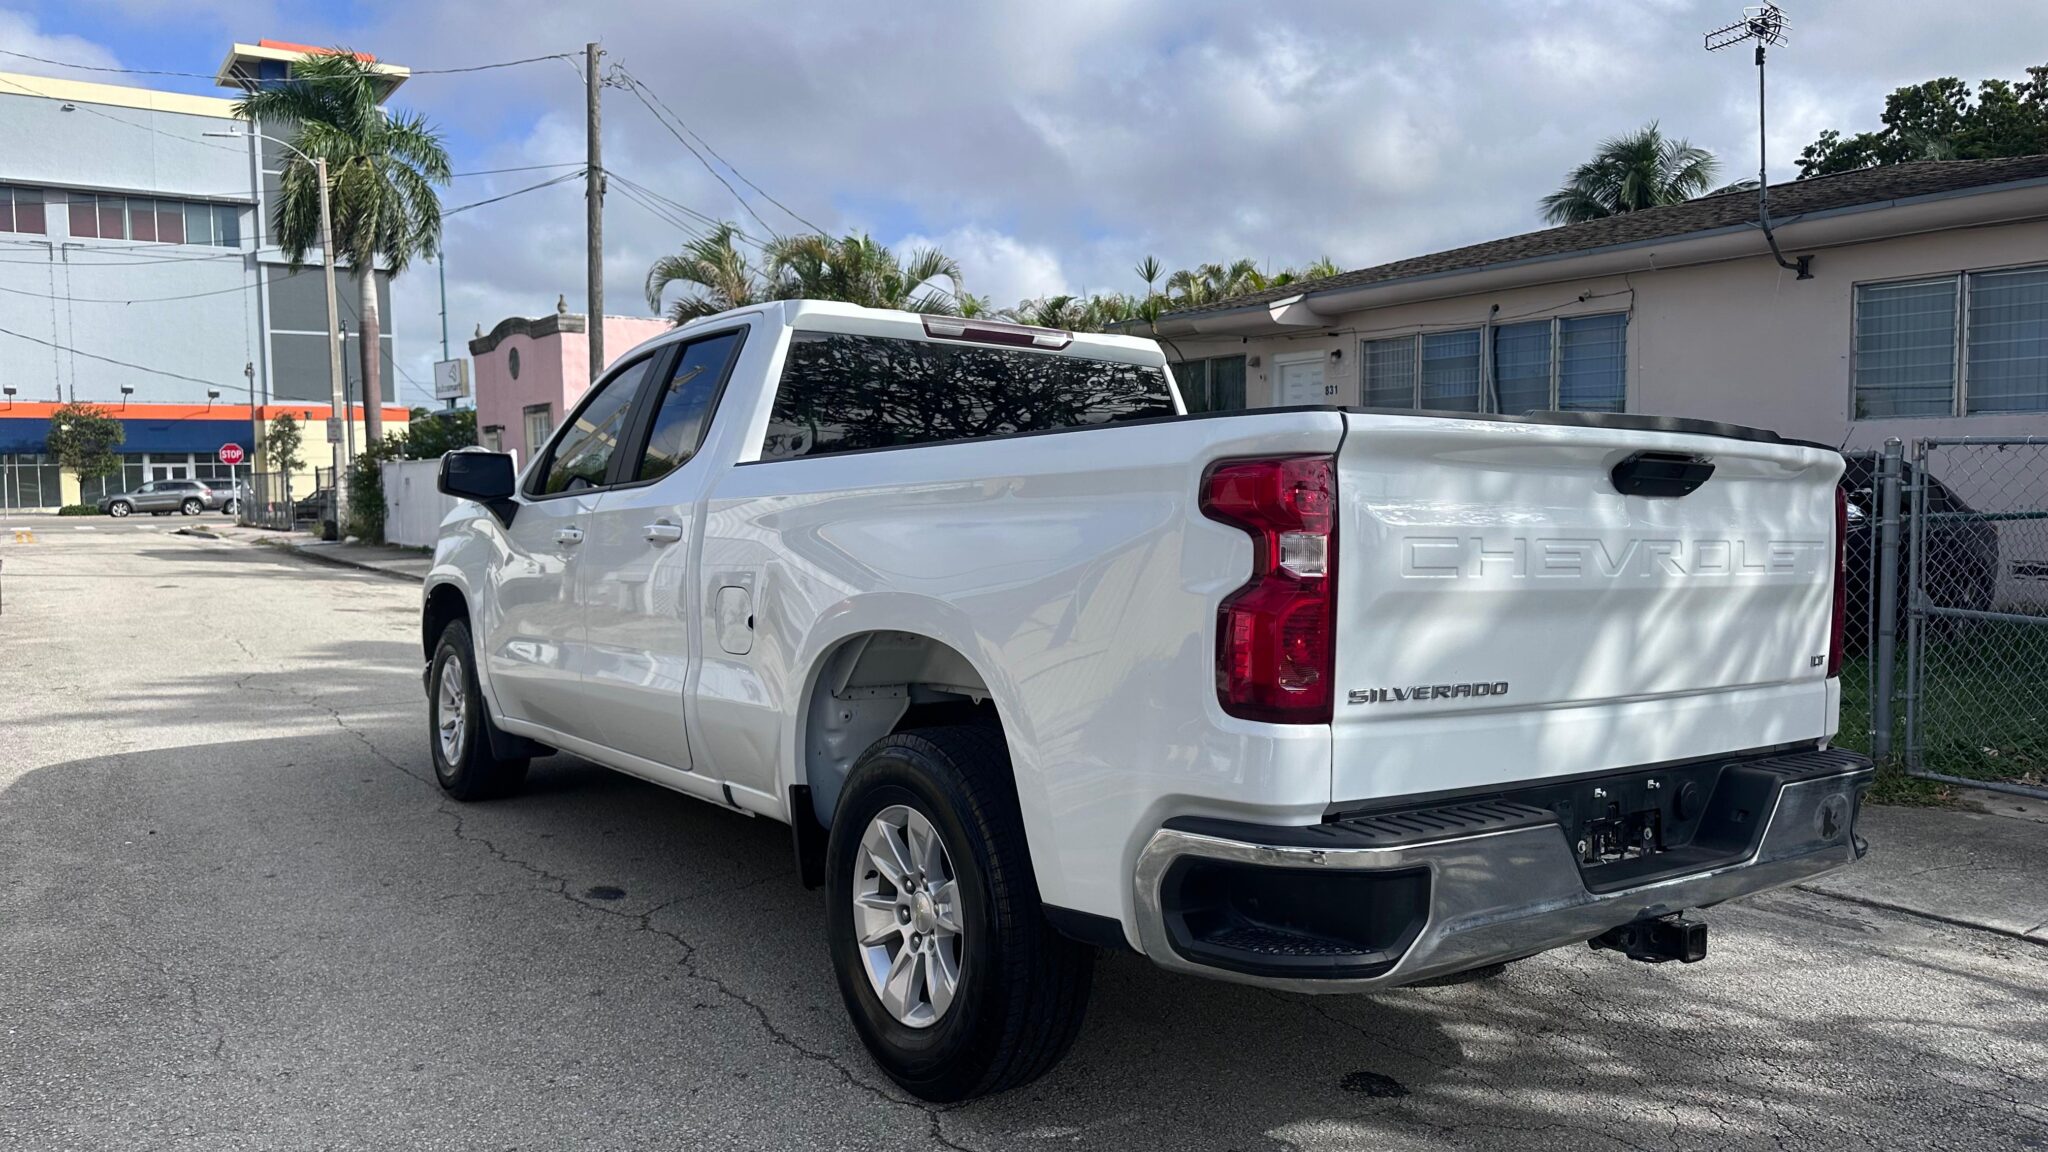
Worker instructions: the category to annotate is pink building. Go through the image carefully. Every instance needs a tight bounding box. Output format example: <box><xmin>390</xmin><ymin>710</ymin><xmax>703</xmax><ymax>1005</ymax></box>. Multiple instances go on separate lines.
<box><xmin>469</xmin><ymin>304</ymin><xmax>671</xmax><ymax>464</ymax></box>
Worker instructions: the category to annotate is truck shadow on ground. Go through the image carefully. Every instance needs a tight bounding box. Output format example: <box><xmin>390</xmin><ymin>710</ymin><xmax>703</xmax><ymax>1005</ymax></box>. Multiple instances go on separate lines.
<box><xmin>6</xmin><ymin>704</ymin><xmax>2044</xmax><ymax>1151</ymax></box>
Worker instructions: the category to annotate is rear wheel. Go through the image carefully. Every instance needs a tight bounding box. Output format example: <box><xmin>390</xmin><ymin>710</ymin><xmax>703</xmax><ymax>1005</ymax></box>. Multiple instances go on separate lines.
<box><xmin>180</xmin><ymin>498</ymin><xmax>203</xmax><ymax>516</ymax></box>
<box><xmin>108</xmin><ymin>501</ymin><xmax>131</xmax><ymax>518</ymax></box>
<box><xmin>428</xmin><ymin>620</ymin><xmax>529</xmax><ymax>801</ymax></box>
<box><xmin>826</xmin><ymin>726</ymin><xmax>1093</xmax><ymax>1102</ymax></box>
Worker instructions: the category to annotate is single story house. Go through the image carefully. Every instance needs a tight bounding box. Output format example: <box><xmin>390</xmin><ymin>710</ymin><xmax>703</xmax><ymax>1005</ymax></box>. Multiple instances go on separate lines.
<box><xmin>1140</xmin><ymin>156</ymin><xmax>2048</xmax><ymax>452</ymax></box>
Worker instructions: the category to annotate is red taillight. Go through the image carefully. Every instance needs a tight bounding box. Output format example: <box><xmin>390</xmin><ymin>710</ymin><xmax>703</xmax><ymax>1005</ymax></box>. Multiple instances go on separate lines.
<box><xmin>1202</xmin><ymin>456</ymin><xmax>1335</xmax><ymax>722</ymax></box>
<box><xmin>1828</xmin><ymin>484</ymin><xmax>1847</xmax><ymax>677</ymax></box>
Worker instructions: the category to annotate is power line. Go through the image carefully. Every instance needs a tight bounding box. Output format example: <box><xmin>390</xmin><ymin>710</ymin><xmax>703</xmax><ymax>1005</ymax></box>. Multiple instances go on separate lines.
<box><xmin>0</xmin><ymin>46</ymin><xmax>578</xmax><ymax>80</ymax></box>
<box><xmin>409</xmin><ymin>52</ymin><xmax>579</xmax><ymax>75</ymax></box>
<box><xmin>0</xmin><ymin>320</ymin><xmax>229</xmax><ymax>388</ymax></box>
<box><xmin>442</xmin><ymin>170</ymin><xmax>585</xmax><ymax>217</ymax></box>
<box><xmin>609</xmin><ymin>67</ymin><xmax>777</xmax><ymax>237</ymax></box>
<box><xmin>606</xmin><ymin>170</ymin><xmax>769</xmax><ymax>249</ymax></box>
<box><xmin>611</xmin><ymin>65</ymin><xmax>827</xmax><ymax>236</ymax></box>
<box><xmin>0</xmin><ymin>279</ymin><xmax>259</xmax><ymax>305</ymax></box>
<box><xmin>0</xmin><ymin>72</ymin><xmax>246</xmax><ymax>153</ymax></box>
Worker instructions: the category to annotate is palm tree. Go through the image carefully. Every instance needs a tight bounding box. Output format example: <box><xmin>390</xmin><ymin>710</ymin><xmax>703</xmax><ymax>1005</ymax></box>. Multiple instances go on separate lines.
<box><xmin>765</xmin><ymin>233</ymin><xmax>965</xmax><ymax>314</ymax></box>
<box><xmin>1539</xmin><ymin>122</ymin><xmax>1720</xmax><ymax>226</ymax></box>
<box><xmin>645</xmin><ymin>224</ymin><xmax>766</xmax><ymax>323</ymax></box>
<box><xmin>234</xmin><ymin>50</ymin><xmax>451</xmax><ymax>443</ymax></box>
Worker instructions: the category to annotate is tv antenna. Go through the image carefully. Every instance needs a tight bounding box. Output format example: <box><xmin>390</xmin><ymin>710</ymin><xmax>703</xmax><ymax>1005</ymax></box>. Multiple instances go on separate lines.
<box><xmin>1705</xmin><ymin>4</ymin><xmax>1812</xmax><ymax>279</ymax></box>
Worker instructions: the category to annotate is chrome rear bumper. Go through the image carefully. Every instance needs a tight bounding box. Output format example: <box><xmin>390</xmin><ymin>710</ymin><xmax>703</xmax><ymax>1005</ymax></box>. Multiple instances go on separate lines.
<box><xmin>1132</xmin><ymin>752</ymin><xmax>1872</xmax><ymax>993</ymax></box>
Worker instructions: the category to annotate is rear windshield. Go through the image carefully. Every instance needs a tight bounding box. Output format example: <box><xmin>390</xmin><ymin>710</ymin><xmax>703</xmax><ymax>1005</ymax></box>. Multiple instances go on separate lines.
<box><xmin>761</xmin><ymin>331</ymin><xmax>1175</xmax><ymax>460</ymax></box>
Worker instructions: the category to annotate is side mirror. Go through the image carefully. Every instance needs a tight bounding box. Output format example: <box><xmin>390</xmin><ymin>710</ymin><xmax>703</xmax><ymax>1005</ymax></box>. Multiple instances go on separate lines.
<box><xmin>439</xmin><ymin>451</ymin><xmax>519</xmax><ymax>524</ymax></box>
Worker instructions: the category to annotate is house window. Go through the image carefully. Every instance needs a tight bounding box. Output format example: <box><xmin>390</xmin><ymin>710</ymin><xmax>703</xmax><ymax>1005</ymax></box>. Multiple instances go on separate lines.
<box><xmin>1420</xmin><ymin>330</ymin><xmax>1482</xmax><ymax>411</ymax></box>
<box><xmin>523</xmin><ymin>403</ymin><xmax>555</xmax><ymax>454</ymax></box>
<box><xmin>1363</xmin><ymin>336</ymin><xmax>1418</xmax><ymax>408</ymax></box>
<box><xmin>1855</xmin><ymin>266</ymin><xmax>2048</xmax><ymax>417</ymax></box>
<box><xmin>1168</xmin><ymin>355</ymin><xmax>1247</xmax><ymax>412</ymax></box>
<box><xmin>1368</xmin><ymin>314</ymin><xmax>1627</xmax><ymax>414</ymax></box>
<box><xmin>63</xmin><ymin>191</ymin><xmax>241</xmax><ymax>247</ymax></box>
<box><xmin>0</xmin><ymin>185</ymin><xmax>46</xmax><ymax>235</ymax></box>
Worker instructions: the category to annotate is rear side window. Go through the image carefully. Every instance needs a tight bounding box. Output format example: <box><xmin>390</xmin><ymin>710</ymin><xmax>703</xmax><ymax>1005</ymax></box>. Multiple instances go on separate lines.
<box><xmin>536</xmin><ymin>355</ymin><xmax>653</xmax><ymax>495</ymax></box>
<box><xmin>634</xmin><ymin>331</ymin><xmax>743</xmax><ymax>482</ymax></box>
<box><xmin>761</xmin><ymin>332</ymin><xmax>1174</xmax><ymax>460</ymax></box>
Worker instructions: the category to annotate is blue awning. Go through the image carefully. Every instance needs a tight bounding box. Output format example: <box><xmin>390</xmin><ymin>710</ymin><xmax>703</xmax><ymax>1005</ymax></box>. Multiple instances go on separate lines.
<box><xmin>0</xmin><ymin>416</ymin><xmax>254</xmax><ymax>456</ymax></box>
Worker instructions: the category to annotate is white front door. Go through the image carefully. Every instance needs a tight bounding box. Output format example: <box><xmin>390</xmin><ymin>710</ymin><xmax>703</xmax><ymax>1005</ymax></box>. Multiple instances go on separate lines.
<box><xmin>577</xmin><ymin>327</ymin><xmax>746</xmax><ymax>771</ymax></box>
<box><xmin>1275</xmin><ymin>356</ymin><xmax>1329</xmax><ymax>406</ymax></box>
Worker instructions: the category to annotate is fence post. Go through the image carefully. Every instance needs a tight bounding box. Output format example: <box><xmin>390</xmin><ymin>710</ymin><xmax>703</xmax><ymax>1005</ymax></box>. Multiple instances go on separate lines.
<box><xmin>1902</xmin><ymin>440</ymin><xmax>1927</xmax><ymax>772</ymax></box>
<box><xmin>1871</xmin><ymin>438</ymin><xmax>1903</xmax><ymax>761</ymax></box>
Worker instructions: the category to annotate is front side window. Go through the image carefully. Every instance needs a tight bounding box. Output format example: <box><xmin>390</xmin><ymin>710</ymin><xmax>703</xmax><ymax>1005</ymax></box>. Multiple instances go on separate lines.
<box><xmin>634</xmin><ymin>331</ymin><xmax>742</xmax><ymax>481</ymax></box>
<box><xmin>763</xmin><ymin>333</ymin><xmax>1175</xmax><ymax>460</ymax></box>
<box><xmin>535</xmin><ymin>357</ymin><xmax>652</xmax><ymax>495</ymax></box>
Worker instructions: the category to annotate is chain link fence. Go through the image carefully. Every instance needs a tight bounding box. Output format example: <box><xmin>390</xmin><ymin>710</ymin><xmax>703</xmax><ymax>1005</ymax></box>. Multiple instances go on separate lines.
<box><xmin>236</xmin><ymin>468</ymin><xmax>339</xmax><ymax>533</ymax></box>
<box><xmin>1898</xmin><ymin>437</ymin><xmax>2048</xmax><ymax>797</ymax></box>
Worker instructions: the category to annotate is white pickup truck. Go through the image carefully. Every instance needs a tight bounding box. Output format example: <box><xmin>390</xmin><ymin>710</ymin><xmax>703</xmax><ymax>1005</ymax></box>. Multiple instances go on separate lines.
<box><xmin>424</xmin><ymin>299</ymin><xmax>1871</xmax><ymax>1101</ymax></box>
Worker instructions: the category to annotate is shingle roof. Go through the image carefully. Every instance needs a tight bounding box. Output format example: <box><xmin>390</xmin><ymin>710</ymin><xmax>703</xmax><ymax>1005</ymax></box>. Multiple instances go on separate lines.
<box><xmin>1162</xmin><ymin>156</ymin><xmax>2048</xmax><ymax>320</ymax></box>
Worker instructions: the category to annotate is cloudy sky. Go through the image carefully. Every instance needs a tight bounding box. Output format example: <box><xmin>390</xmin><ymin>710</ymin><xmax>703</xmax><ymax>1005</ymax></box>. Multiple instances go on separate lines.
<box><xmin>2</xmin><ymin>0</ymin><xmax>2044</xmax><ymax>401</ymax></box>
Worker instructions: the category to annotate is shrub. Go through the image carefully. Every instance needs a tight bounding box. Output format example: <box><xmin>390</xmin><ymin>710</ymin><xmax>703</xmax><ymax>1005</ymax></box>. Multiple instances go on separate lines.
<box><xmin>57</xmin><ymin>503</ymin><xmax>102</xmax><ymax>516</ymax></box>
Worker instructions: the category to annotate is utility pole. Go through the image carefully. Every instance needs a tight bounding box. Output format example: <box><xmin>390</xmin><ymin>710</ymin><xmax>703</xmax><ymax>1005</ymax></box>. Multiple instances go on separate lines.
<box><xmin>439</xmin><ymin>251</ymin><xmax>455</xmax><ymax>412</ymax></box>
<box><xmin>585</xmin><ymin>41</ymin><xmax>605</xmax><ymax>381</ymax></box>
<box><xmin>318</xmin><ymin>155</ymin><xmax>350</xmax><ymax>533</ymax></box>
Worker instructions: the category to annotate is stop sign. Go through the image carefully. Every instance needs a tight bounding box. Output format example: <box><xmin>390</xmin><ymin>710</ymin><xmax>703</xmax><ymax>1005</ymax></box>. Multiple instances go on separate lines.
<box><xmin>218</xmin><ymin>443</ymin><xmax>245</xmax><ymax>466</ymax></box>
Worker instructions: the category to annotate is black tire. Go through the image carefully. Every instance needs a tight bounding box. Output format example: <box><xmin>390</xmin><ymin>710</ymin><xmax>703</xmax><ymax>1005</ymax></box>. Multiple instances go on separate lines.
<box><xmin>108</xmin><ymin>501</ymin><xmax>131</xmax><ymax>518</ymax></box>
<box><xmin>428</xmin><ymin>620</ymin><xmax>530</xmax><ymax>801</ymax></box>
<box><xmin>180</xmin><ymin>498</ymin><xmax>203</xmax><ymax>515</ymax></box>
<box><xmin>825</xmin><ymin>726</ymin><xmax>1093</xmax><ymax>1102</ymax></box>
<box><xmin>223</xmin><ymin>499</ymin><xmax>240</xmax><ymax>516</ymax></box>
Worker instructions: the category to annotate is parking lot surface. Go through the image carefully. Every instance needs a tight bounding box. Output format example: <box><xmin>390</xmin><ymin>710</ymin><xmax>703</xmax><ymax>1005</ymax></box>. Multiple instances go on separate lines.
<box><xmin>2</xmin><ymin>528</ymin><xmax>2044</xmax><ymax>1151</ymax></box>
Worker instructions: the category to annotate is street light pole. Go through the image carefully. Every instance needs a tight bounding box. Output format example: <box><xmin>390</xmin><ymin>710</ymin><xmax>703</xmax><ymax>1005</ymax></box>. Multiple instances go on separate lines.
<box><xmin>206</xmin><ymin>128</ymin><xmax>350</xmax><ymax>533</ymax></box>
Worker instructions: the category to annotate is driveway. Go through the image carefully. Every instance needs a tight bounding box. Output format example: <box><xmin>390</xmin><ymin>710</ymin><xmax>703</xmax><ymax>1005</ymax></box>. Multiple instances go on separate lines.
<box><xmin>1</xmin><ymin>527</ymin><xmax>2043</xmax><ymax>1150</ymax></box>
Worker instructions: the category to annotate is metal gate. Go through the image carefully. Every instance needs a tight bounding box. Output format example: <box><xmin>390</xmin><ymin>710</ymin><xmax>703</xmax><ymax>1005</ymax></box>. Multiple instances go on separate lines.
<box><xmin>1892</xmin><ymin>436</ymin><xmax>2048</xmax><ymax>799</ymax></box>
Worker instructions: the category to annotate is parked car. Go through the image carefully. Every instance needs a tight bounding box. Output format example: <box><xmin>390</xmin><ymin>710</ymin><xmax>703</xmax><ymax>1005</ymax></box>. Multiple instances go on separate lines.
<box><xmin>421</xmin><ymin>300</ymin><xmax>1872</xmax><ymax>1101</ymax></box>
<box><xmin>98</xmin><ymin>479</ymin><xmax>223</xmax><ymax>518</ymax></box>
<box><xmin>293</xmin><ymin>488</ymin><xmax>332</xmax><ymax>522</ymax></box>
<box><xmin>1840</xmin><ymin>452</ymin><xmax>2000</xmax><ymax>653</ymax></box>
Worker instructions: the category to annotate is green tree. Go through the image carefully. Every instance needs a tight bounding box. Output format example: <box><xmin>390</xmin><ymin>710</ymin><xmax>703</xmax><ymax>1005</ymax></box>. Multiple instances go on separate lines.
<box><xmin>267</xmin><ymin>411</ymin><xmax>305</xmax><ymax>503</ymax></box>
<box><xmin>234</xmin><ymin>49</ymin><xmax>452</xmax><ymax>445</ymax></box>
<box><xmin>765</xmin><ymin>233</ymin><xmax>965</xmax><ymax>313</ymax></box>
<box><xmin>1798</xmin><ymin>65</ymin><xmax>2048</xmax><ymax>177</ymax></box>
<box><xmin>645</xmin><ymin>227</ymin><xmax>969</xmax><ymax>321</ymax></box>
<box><xmin>1539</xmin><ymin>122</ymin><xmax>1720</xmax><ymax>225</ymax></box>
<box><xmin>402</xmin><ymin>406</ymin><xmax>476</xmax><ymax>459</ymax></box>
<box><xmin>644</xmin><ymin>224</ymin><xmax>768</xmax><ymax>323</ymax></box>
<box><xmin>44</xmin><ymin>402</ymin><xmax>124</xmax><ymax>487</ymax></box>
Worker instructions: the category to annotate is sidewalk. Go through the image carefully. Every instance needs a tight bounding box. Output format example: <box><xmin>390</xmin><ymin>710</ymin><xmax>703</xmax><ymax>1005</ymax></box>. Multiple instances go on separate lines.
<box><xmin>211</xmin><ymin>522</ymin><xmax>431</xmax><ymax>581</ymax></box>
<box><xmin>1799</xmin><ymin>793</ymin><xmax>2048</xmax><ymax>942</ymax></box>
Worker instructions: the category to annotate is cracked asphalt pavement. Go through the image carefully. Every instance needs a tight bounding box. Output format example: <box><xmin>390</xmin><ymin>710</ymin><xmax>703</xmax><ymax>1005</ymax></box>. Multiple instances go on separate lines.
<box><xmin>3</xmin><ymin>527</ymin><xmax>2046</xmax><ymax>1151</ymax></box>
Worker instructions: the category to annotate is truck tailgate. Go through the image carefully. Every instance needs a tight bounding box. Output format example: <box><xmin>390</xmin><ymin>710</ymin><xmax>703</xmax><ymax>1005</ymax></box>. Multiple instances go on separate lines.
<box><xmin>1330</xmin><ymin>412</ymin><xmax>1843</xmax><ymax>803</ymax></box>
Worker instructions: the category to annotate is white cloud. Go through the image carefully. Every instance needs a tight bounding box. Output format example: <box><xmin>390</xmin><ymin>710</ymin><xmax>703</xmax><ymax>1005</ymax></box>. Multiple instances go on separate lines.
<box><xmin>896</xmin><ymin>226</ymin><xmax>1068</xmax><ymax>309</ymax></box>
<box><xmin>0</xmin><ymin>10</ymin><xmax>123</xmax><ymax>76</ymax></box>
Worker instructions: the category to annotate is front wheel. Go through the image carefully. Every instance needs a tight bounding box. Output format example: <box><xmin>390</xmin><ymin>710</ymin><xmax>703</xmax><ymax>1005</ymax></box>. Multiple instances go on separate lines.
<box><xmin>222</xmin><ymin>499</ymin><xmax>240</xmax><ymax>516</ymax></box>
<box><xmin>180</xmin><ymin>498</ymin><xmax>203</xmax><ymax>516</ymax></box>
<box><xmin>108</xmin><ymin>501</ymin><xmax>131</xmax><ymax>518</ymax></box>
<box><xmin>428</xmin><ymin>620</ymin><xmax>529</xmax><ymax>801</ymax></box>
<box><xmin>826</xmin><ymin>726</ymin><xmax>1093</xmax><ymax>1102</ymax></box>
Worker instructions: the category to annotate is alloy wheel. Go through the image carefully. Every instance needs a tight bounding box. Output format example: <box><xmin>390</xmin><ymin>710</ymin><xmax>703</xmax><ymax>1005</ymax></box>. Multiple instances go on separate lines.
<box><xmin>436</xmin><ymin>651</ymin><xmax>468</xmax><ymax>766</ymax></box>
<box><xmin>852</xmin><ymin>804</ymin><xmax>963</xmax><ymax>1028</ymax></box>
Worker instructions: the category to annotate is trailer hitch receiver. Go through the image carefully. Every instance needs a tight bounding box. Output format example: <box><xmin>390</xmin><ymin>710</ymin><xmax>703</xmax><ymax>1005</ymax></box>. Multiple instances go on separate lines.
<box><xmin>1590</xmin><ymin>914</ymin><xmax>1708</xmax><ymax>964</ymax></box>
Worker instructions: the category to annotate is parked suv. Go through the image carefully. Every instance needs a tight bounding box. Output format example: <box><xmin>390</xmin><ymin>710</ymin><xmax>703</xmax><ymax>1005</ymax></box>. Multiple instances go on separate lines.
<box><xmin>98</xmin><ymin>479</ymin><xmax>224</xmax><ymax>518</ymax></box>
<box><xmin>421</xmin><ymin>300</ymin><xmax>1871</xmax><ymax>1101</ymax></box>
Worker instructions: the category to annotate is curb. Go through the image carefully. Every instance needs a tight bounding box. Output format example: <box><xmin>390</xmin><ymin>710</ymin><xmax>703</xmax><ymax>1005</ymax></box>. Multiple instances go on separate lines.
<box><xmin>240</xmin><ymin>534</ymin><xmax>426</xmax><ymax>583</ymax></box>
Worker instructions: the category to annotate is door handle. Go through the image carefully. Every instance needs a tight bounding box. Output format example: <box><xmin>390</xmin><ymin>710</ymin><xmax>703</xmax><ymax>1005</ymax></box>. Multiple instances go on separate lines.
<box><xmin>643</xmin><ymin>521</ymin><xmax>684</xmax><ymax>545</ymax></box>
<box><xmin>554</xmin><ymin>527</ymin><xmax>584</xmax><ymax>546</ymax></box>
